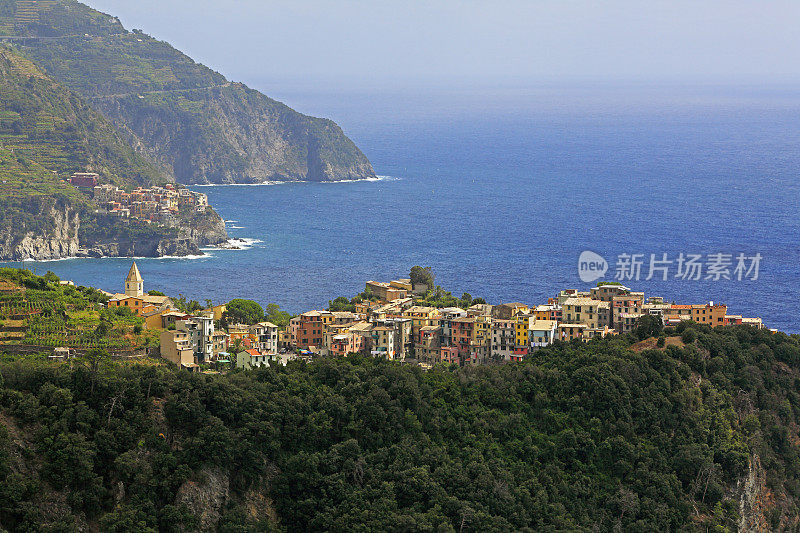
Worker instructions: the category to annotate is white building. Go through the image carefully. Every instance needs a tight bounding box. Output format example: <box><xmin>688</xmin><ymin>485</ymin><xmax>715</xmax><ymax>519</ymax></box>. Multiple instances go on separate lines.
<box><xmin>529</xmin><ymin>320</ymin><xmax>558</xmax><ymax>350</ymax></box>
<box><xmin>249</xmin><ymin>322</ymin><xmax>279</xmax><ymax>354</ymax></box>
<box><xmin>125</xmin><ymin>262</ymin><xmax>144</xmax><ymax>297</ymax></box>
<box><xmin>176</xmin><ymin>313</ymin><xmax>215</xmax><ymax>363</ymax></box>
<box><xmin>236</xmin><ymin>349</ymin><xmax>270</xmax><ymax>370</ymax></box>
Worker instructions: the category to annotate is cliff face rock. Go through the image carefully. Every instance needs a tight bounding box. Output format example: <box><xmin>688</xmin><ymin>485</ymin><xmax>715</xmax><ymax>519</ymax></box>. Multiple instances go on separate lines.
<box><xmin>13</xmin><ymin>1</ymin><xmax>376</xmax><ymax>185</ymax></box>
<box><xmin>81</xmin><ymin>237</ymin><xmax>201</xmax><ymax>259</ymax></box>
<box><xmin>0</xmin><ymin>204</ymin><xmax>80</xmax><ymax>261</ymax></box>
<box><xmin>0</xmin><ymin>201</ymin><xmax>223</xmax><ymax>260</ymax></box>
<box><xmin>738</xmin><ymin>455</ymin><xmax>769</xmax><ymax>533</ymax></box>
<box><xmin>97</xmin><ymin>85</ymin><xmax>376</xmax><ymax>184</ymax></box>
<box><xmin>175</xmin><ymin>467</ymin><xmax>230</xmax><ymax>533</ymax></box>
<box><xmin>178</xmin><ymin>208</ymin><xmax>229</xmax><ymax>247</ymax></box>
<box><xmin>174</xmin><ymin>467</ymin><xmax>279</xmax><ymax>532</ymax></box>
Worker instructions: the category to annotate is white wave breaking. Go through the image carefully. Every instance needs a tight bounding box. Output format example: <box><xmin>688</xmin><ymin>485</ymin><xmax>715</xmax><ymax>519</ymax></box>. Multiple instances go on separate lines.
<box><xmin>200</xmin><ymin>237</ymin><xmax>263</xmax><ymax>252</ymax></box>
<box><xmin>190</xmin><ymin>175</ymin><xmax>400</xmax><ymax>187</ymax></box>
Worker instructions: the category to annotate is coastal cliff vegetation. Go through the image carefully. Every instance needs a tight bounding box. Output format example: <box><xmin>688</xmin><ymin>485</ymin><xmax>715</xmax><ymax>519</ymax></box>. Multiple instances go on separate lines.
<box><xmin>0</xmin><ymin>289</ymin><xmax>798</xmax><ymax>530</ymax></box>
<box><xmin>3</xmin><ymin>0</ymin><xmax>376</xmax><ymax>184</ymax></box>
<box><xmin>0</xmin><ymin>45</ymin><xmax>226</xmax><ymax>260</ymax></box>
<box><xmin>0</xmin><ymin>0</ymin><xmax>377</xmax><ymax>259</ymax></box>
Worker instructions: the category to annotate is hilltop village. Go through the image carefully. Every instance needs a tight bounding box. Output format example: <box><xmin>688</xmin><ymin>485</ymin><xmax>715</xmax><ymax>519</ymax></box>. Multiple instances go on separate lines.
<box><xmin>0</xmin><ymin>264</ymin><xmax>768</xmax><ymax>370</ymax></box>
<box><xmin>69</xmin><ymin>172</ymin><xmax>210</xmax><ymax>225</ymax></box>
<box><xmin>92</xmin><ymin>264</ymin><xmax>765</xmax><ymax>371</ymax></box>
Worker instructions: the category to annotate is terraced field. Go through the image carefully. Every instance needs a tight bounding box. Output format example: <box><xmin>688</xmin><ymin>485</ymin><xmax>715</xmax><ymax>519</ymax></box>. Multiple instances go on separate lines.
<box><xmin>0</xmin><ymin>271</ymin><xmax>156</xmax><ymax>350</ymax></box>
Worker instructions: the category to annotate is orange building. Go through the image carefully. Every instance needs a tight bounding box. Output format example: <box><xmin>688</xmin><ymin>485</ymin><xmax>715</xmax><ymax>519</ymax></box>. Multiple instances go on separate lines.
<box><xmin>691</xmin><ymin>303</ymin><xmax>727</xmax><ymax>327</ymax></box>
<box><xmin>296</xmin><ymin>310</ymin><xmax>332</xmax><ymax>349</ymax></box>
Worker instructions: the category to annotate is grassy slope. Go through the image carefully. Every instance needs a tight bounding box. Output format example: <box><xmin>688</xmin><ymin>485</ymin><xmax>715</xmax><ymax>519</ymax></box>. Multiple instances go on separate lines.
<box><xmin>0</xmin><ymin>44</ymin><xmax>174</xmax><ymax>245</ymax></box>
<box><xmin>0</xmin><ymin>268</ymin><xmax>157</xmax><ymax>349</ymax></box>
<box><xmin>0</xmin><ymin>44</ymin><xmax>169</xmax><ymax>189</ymax></box>
<box><xmin>3</xmin><ymin>0</ymin><xmax>376</xmax><ymax>184</ymax></box>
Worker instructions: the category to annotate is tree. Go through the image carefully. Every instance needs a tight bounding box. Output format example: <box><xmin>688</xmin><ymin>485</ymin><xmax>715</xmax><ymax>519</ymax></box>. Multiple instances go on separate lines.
<box><xmin>229</xmin><ymin>338</ymin><xmax>245</xmax><ymax>355</ymax></box>
<box><xmin>147</xmin><ymin>290</ymin><xmax>165</xmax><ymax>296</ymax></box>
<box><xmin>409</xmin><ymin>266</ymin><xmax>434</xmax><ymax>289</ymax></box>
<box><xmin>175</xmin><ymin>294</ymin><xmax>202</xmax><ymax>314</ymax></box>
<box><xmin>328</xmin><ymin>297</ymin><xmax>355</xmax><ymax>312</ymax></box>
<box><xmin>224</xmin><ymin>299</ymin><xmax>264</xmax><ymax>325</ymax></box>
<box><xmin>264</xmin><ymin>303</ymin><xmax>291</xmax><ymax>328</ymax></box>
<box><xmin>634</xmin><ymin>314</ymin><xmax>663</xmax><ymax>340</ymax></box>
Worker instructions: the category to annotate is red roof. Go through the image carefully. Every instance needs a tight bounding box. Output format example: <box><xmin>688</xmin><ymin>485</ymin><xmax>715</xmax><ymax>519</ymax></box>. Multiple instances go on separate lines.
<box><xmin>245</xmin><ymin>349</ymin><xmax>261</xmax><ymax>356</ymax></box>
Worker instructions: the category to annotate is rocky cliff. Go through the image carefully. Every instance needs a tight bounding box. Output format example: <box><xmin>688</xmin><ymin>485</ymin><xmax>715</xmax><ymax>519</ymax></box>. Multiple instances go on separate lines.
<box><xmin>96</xmin><ymin>84</ymin><xmax>376</xmax><ymax>184</ymax></box>
<box><xmin>0</xmin><ymin>203</ymin><xmax>80</xmax><ymax>261</ymax></box>
<box><xmin>11</xmin><ymin>0</ymin><xmax>377</xmax><ymax>184</ymax></box>
<box><xmin>0</xmin><ymin>197</ymin><xmax>226</xmax><ymax>261</ymax></box>
<box><xmin>176</xmin><ymin>208</ymin><xmax>229</xmax><ymax>247</ymax></box>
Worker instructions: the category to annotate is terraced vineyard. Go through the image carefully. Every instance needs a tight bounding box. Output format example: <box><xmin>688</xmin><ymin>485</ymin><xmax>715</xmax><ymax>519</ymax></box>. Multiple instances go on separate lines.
<box><xmin>0</xmin><ymin>269</ymin><xmax>154</xmax><ymax>350</ymax></box>
<box><xmin>0</xmin><ymin>45</ymin><xmax>167</xmax><ymax>188</ymax></box>
<box><xmin>23</xmin><ymin>315</ymin><xmax>135</xmax><ymax>349</ymax></box>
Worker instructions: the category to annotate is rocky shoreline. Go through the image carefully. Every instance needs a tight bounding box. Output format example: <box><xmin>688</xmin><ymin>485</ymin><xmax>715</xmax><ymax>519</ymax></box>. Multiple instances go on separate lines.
<box><xmin>0</xmin><ymin>204</ymin><xmax>228</xmax><ymax>262</ymax></box>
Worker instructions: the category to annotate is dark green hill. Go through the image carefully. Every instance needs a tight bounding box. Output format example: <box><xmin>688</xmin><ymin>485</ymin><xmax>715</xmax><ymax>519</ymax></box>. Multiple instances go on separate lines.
<box><xmin>3</xmin><ymin>0</ymin><xmax>376</xmax><ymax>184</ymax></box>
<box><xmin>0</xmin><ymin>292</ymin><xmax>797</xmax><ymax>531</ymax></box>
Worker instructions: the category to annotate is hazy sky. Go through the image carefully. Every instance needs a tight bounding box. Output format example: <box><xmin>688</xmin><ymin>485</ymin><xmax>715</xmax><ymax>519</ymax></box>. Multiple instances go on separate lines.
<box><xmin>84</xmin><ymin>0</ymin><xmax>800</xmax><ymax>88</ymax></box>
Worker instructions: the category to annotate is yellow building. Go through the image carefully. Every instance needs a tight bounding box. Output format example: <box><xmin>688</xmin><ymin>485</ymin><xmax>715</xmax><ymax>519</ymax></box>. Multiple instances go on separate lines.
<box><xmin>691</xmin><ymin>303</ymin><xmax>727</xmax><ymax>327</ymax></box>
<box><xmin>403</xmin><ymin>306</ymin><xmax>442</xmax><ymax>330</ymax></box>
<box><xmin>205</xmin><ymin>304</ymin><xmax>227</xmax><ymax>321</ymax></box>
<box><xmin>515</xmin><ymin>313</ymin><xmax>532</xmax><ymax>347</ymax></box>
<box><xmin>473</xmin><ymin>315</ymin><xmax>491</xmax><ymax>347</ymax></box>
<box><xmin>159</xmin><ymin>330</ymin><xmax>196</xmax><ymax>369</ymax></box>
<box><xmin>561</xmin><ymin>297</ymin><xmax>610</xmax><ymax>329</ymax></box>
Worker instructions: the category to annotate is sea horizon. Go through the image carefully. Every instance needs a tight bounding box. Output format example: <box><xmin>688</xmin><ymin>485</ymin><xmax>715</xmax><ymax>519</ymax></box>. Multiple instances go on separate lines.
<box><xmin>2</xmin><ymin>83</ymin><xmax>798</xmax><ymax>333</ymax></box>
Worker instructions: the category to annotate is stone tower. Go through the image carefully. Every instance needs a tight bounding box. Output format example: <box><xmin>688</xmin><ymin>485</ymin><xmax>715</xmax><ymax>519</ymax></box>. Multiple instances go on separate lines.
<box><xmin>125</xmin><ymin>261</ymin><xmax>144</xmax><ymax>297</ymax></box>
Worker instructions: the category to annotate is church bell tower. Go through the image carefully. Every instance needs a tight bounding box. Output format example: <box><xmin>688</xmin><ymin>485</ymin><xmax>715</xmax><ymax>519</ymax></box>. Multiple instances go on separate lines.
<box><xmin>125</xmin><ymin>261</ymin><xmax>144</xmax><ymax>297</ymax></box>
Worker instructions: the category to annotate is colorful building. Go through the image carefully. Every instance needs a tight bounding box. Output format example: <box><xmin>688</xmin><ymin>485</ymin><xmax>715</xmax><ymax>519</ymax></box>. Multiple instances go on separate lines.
<box><xmin>529</xmin><ymin>320</ymin><xmax>558</xmax><ymax>350</ymax></box>
<box><xmin>490</xmin><ymin>319</ymin><xmax>515</xmax><ymax>361</ymax></box>
<box><xmin>296</xmin><ymin>310</ymin><xmax>333</xmax><ymax>349</ymax></box>
<box><xmin>691</xmin><ymin>303</ymin><xmax>727</xmax><ymax>327</ymax></box>
<box><xmin>561</xmin><ymin>297</ymin><xmax>610</xmax><ymax>329</ymax></box>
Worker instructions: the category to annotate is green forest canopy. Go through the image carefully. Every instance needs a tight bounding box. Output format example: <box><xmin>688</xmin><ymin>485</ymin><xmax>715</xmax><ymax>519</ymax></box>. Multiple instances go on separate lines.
<box><xmin>0</xmin><ymin>323</ymin><xmax>798</xmax><ymax>531</ymax></box>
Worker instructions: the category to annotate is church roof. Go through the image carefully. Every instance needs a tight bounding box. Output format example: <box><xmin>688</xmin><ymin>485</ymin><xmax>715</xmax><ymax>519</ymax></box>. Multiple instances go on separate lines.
<box><xmin>109</xmin><ymin>293</ymin><xmax>172</xmax><ymax>305</ymax></box>
<box><xmin>126</xmin><ymin>262</ymin><xmax>143</xmax><ymax>283</ymax></box>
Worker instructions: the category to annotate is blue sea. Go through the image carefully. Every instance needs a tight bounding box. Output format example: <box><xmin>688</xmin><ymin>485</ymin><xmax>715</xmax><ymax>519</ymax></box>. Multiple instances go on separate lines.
<box><xmin>3</xmin><ymin>83</ymin><xmax>799</xmax><ymax>332</ymax></box>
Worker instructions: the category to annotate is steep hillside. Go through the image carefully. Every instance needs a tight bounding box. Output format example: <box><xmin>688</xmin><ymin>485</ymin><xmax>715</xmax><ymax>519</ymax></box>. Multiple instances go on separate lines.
<box><xmin>0</xmin><ymin>147</ymin><xmax>85</xmax><ymax>260</ymax></box>
<box><xmin>0</xmin><ymin>45</ymin><xmax>226</xmax><ymax>260</ymax></box>
<box><xmin>3</xmin><ymin>0</ymin><xmax>376</xmax><ymax>184</ymax></box>
<box><xmin>0</xmin><ymin>44</ymin><xmax>168</xmax><ymax>188</ymax></box>
<box><xmin>0</xmin><ymin>313</ymin><xmax>798</xmax><ymax>531</ymax></box>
